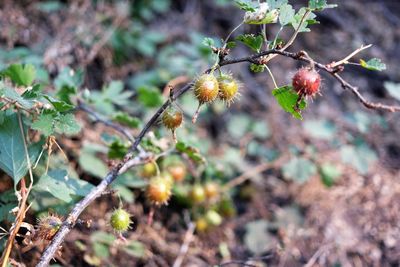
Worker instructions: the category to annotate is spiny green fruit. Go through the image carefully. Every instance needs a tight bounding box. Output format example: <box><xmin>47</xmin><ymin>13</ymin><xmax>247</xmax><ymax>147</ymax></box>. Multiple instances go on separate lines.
<box><xmin>162</xmin><ymin>107</ymin><xmax>183</xmax><ymax>141</ymax></box>
<box><xmin>195</xmin><ymin>217</ymin><xmax>209</xmax><ymax>232</ymax></box>
<box><xmin>147</xmin><ymin>176</ymin><xmax>172</xmax><ymax>206</ymax></box>
<box><xmin>217</xmin><ymin>73</ymin><xmax>239</xmax><ymax>105</ymax></box>
<box><xmin>141</xmin><ymin>162</ymin><xmax>158</xmax><ymax>178</ymax></box>
<box><xmin>194</xmin><ymin>74</ymin><xmax>219</xmax><ymax>104</ymax></box>
<box><xmin>192</xmin><ymin>74</ymin><xmax>219</xmax><ymax>123</ymax></box>
<box><xmin>162</xmin><ymin>108</ymin><xmax>183</xmax><ymax>130</ymax></box>
<box><xmin>160</xmin><ymin>171</ymin><xmax>174</xmax><ymax>187</ymax></box>
<box><xmin>205</xmin><ymin>210</ymin><xmax>223</xmax><ymax>226</ymax></box>
<box><xmin>190</xmin><ymin>184</ymin><xmax>206</xmax><ymax>204</ymax></box>
<box><xmin>167</xmin><ymin>162</ymin><xmax>187</xmax><ymax>182</ymax></box>
<box><xmin>110</xmin><ymin>208</ymin><xmax>132</xmax><ymax>233</ymax></box>
<box><xmin>204</xmin><ymin>182</ymin><xmax>220</xmax><ymax>201</ymax></box>
<box><xmin>36</xmin><ymin>213</ymin><xmax>63</xmax><ymax>240</ymax></box>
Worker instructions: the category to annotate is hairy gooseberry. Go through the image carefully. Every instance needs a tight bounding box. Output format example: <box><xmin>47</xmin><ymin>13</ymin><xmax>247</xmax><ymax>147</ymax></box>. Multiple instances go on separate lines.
<box><xmin>292</xmin><ymin>67</ymin><xmax>321</xmax><ymax>97</ymax></box>
<box><xmin>110</xmin><ymin>208</ymin><xmax>132</xmax><ymax>233</ymax></box>
<box><xmin>162</xmin><ymin>108</ymin><xmax>183</xmax><ymax>130</ymax></box>
<box><xmin>195</xmin><ymin>217</ymin><xmax>208</xmax><ymax>232</ymax></box>
<box><xmin>205</xmin><ymin>210</ymin><xmax>223</xmax><ymax>226</ymax></box>
<box><xmin>141</xmin><ymin>162</ymin><xmax>158</xmax><ymax>178</ymax></box>
<box><xmin>194</xmin><ymin>74</ymin><xmax>219</xmax><ymax>103</ymax></box>
<box><xmin>162</xmin><ymin>107</ymin><xmax>183</xmax><ymax>142</ymax></box>
<box><xmin>147</xmin><ymin>176</ymin><xmax>172</xmax><ymax>206</ymax></box>
<box><xmin>167</xmin><ymin>163</ymin><xmax>187</xmax><ymax>182</ymax></box>
<box><xmin>190</xmin><ymin>184</ymin><xmax>206</xmax><ymax>204</ymax></box>
<box><xmin>36</xmin><ymin>214</ymin><xmax>63</xmax><ymax>240</ymax></box>
<box><xmin>204</xmin><ymin>182</ymin><xmax>220</xmax><ymax>201</ymax></box>
<box><xmin>192</xmin><ymin>73</ymin><xmax>219</xmax><ymax>123</ymax></box>
<box><xmin>217</xmin><ymin>73</ymin><xmax>239</xmax><ymax>105</ymax></box>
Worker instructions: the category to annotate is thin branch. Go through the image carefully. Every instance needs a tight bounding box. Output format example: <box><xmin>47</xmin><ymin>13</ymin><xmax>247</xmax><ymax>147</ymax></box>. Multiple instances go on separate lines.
<box><xmin>333</xmin><ymin>73</ymin><xmax>400</xmax><ymax>112</ymax></box>
<box><xmin>304</xmin><ymin>243</ymin><xmax>333</xmax><ymax>267</ymax></box>
<box><xmin>223</xmin><ymin>156</ymin><xmax>286</xmax><ymax>192</ymax></box>
<box><xmin>77</xmin><ymin>103</ymin><xmax>134</xmax><ymax>143</ymax></box>
<box><xmin>77</xmin><ymin>103</ymin><xmax>146</xmax><ymax>154</ymax></box>
<box><xmin>219</xmin><ymin>49</ymin><xmax>400</xmax><ymax>113</ymax></box>
<box><xmin>219</xmin><ymin>260</ymin><xmax>257</xmax><ymax>267</ymax></box>
<box><xmin>36</xmin><ymin>153</ymin><xmax>150</xmax><ymax>267</ymax></box>
<box><xmin>37</xmin><ymin>47</ymin><xmax>400</xmax><ymax>266</ymax></box>
<box><xmin>328</xmin><ymin>44</ymin><xmax>372</xmax><ymax>68</ymax></box>
<box><xmin>264</xmin><ymin>9</ymin><xmax>311</xmax><ymax>63</ymax></box>
<box><xmin>172</xmin><ymin>222</ymin><xmax>195</xmax><ymax>267</ymax></box>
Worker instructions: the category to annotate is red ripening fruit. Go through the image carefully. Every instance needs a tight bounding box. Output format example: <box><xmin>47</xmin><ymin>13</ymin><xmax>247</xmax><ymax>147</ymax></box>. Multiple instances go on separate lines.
<box><xmin>292</xmin><ymin>67</ymin><xmax>321</xmax><ymax>97</ymax></box>
<box><xmin>162</xmin><ymin>108</ymin><xmax>183</xmax><ymax>130</ymax></box>
<box><xmin>194</xmin><ymin>74</ymin><xmax>219</xmax><ymax>104</ymax></box>
<box><xmin>147</xmin><ymin>176</ymin><xmax>172</xmax><ymax>206</ymax></box>
<box><xmin>110</xmin><ymin>208</ymin><xmax>132</xmax><ymax>233</ymax></box>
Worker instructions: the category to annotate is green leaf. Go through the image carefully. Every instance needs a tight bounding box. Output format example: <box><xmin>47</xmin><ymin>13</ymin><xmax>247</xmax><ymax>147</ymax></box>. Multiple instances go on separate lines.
<box><xmin>91</xmin><ymin>231</ymin><xmax>116</xmax><ymax>245</ymax></box>
<box><xmin>0</xmin><ymin>190</ymin><xmax>18</xmax><ymax>222</ymax></box>
<box><xmin>384</xmin><ymin>81</ymin><xmax>400</xmax><ymax>102</ymax></box>
<box><xmin>308</xmin><ymin>0</ymin><xmax>337</xmax><ymax>10</ymax></box>
<box><xmin>291</xmin><ymin>8</ymin><xmax>318</xmax><ymax>32</ymax></box>
<box><xmin>137</xmin><ymin>86</ymin><xmax>163</xmax><ymax>108</ymax></box>
<box><xmin>226</xmin><ymin>41</ymin><xmax>236</xmax><ymax>49</ymax></box>
<box><xmin>303</xmin><ymin>119</ymin><xmax>336</xmax><ymax>140</ymax></box>
<box><xmin>282</xmin><ymin>157</ymin><xmax>317</xmax><ymax>183</ymax></box>
<box><xmin>244</xmin><ymin>220</ymin><xmax>274</xmax><ymax>255</ymax></box>
<box><xmin>0</xmin><ymin>83</ymin><xmax>35</xmax><ymax>109</ymax></box>
<box><xmin>43</xmin><ymin>95</ymin><xmax>74</xmax><ymax>112</ymax></box>
<box><xmin>251</xmin><ymin>121</ymin><xmax>270</xmax><ymax>139</ymax></box>
<box><xmin>54</xmin><ymin>113</ymin><xmax>81</xmax><ymax>135</ymax></box>
<box><xmin>319</xmin><ymin>163</ymin><xmax>341</xmax><ymax>187</ymax></box>
<box><xmin>267</xmin><ymin>0</ymin><xmax>288</xmax><ymax>9</ymax></box>
<box><xmin>122</xmin><ymin>241</ymin><xmax>145</xmax><ymax>258</ymax></box>
<box><xmin>234</xmin><ymin>0</ymin><xmax>256</xmax><ymax>11</ymax></box>
<box><xmin>22</xmin><ymin>84</ymin><xmax>43</xmax><ymax>99</ymax></box>
<box><xmin>56</xmin><ymin>86</ymin><xmax>76</xmax><ymax>104</ymax></box>
<box><xmin>113</xmin><ymin>112</ymin><xmax>141</xmax><ymax>128</ymax></box>
<box><xmin>341</xmin><ymin>144</ymin><xmax>377</xmax><ymax>175</ymax></box>
<box><xmin>3</xmin><ymin>64</ymin><xmax>36</xmax><ymax>86</ymax></box>
<box><xmin>227</xmin><ymin>114</ymin><xmax>252</xmax><ymax>139</ymax></box>
<box><xmin>102</xmin><ymin>80</ymin><xmax>133</xmax><ymax>106</ymax></box>
<box><xmin>279</xmin><ymin>4</ymin><xmax>295</xmax><ymax>26</ymax></box>
<box><xmin>360</xmin><ymin>58</ymin><xmax>386</xmax><ymax>71</ymax></box>
<box><xmin>54</xmin><ymin>67</ymin><xmax>84</xmax><ymax>91</ymax></box>
<box><xmin>272</xmin><ymin>85</ymin><xmax>307</xmax><ymax>120</ymax></box>
<box><xmin>202</xmin><ymin>37</ymin><xmax>215</xmax><ymax>47</ymax></box>
<box><xmin>108</xmin><ymin>140</ymin><xmax>128</xmax><ymax>159</ymax></box>
<box><xmin>250</xmin><ymin>63</ymin><xmax>265</xmax><ymax>73</ymax></box>
<box><xmin>31</xmin><ymin>114</ymin><xmax>54</xmax><ymax>136</ymax></box>
<box><xmin>175</xmin><ymin>141</ymin><xmax>206</xmax><ymax>164</ymax></box>
<box><xmin>235</xmin><ymin>34</ymin><xmax>263</xmax><ymax>52</ymax></box>
<box><xmin>79</xmin><ymin>151</ymin><xmax>108</xmax><ymax>178</ymax></box>
<box><xmin>35</xmin><ymin>1</ymin><xmax>65</xmax><ymax>12</ymax></box>
<box><xmin>0</xmin><ymin>113</ymin><xmax>41</xmax><ymax>184</ymax></box>
<box><xmin>35</xmin><ymin>169</ymin><xmax>94</xmax><ymax>202</ymax></box>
